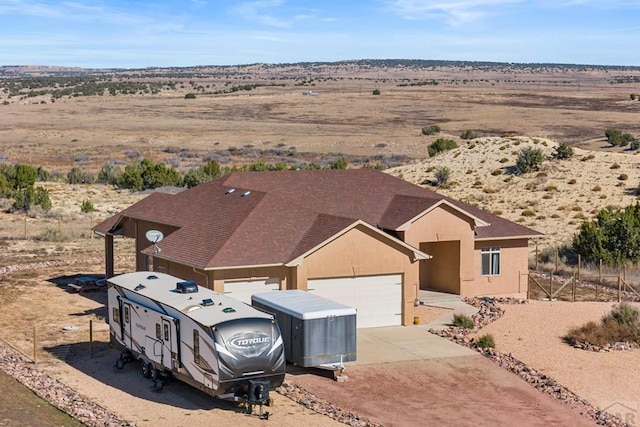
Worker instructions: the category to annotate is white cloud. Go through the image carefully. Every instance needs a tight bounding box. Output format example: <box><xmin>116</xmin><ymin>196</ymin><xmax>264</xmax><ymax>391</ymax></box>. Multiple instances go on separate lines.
<box><xmin>385</xmin><ymin>0</ymin><xmax>522</xmax><ymax>26</ymax></box>
<box><xmin>232</xmin><ymin>0</ymin><xmax>290</xmax><ymax>28</ymax></box>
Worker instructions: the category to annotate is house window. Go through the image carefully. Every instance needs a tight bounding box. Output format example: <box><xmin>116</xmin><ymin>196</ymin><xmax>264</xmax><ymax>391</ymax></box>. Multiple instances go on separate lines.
<box><xmin>481</xmin><ymin>247</ymin><xmax>501</xmax><ymax>276</ymax></box>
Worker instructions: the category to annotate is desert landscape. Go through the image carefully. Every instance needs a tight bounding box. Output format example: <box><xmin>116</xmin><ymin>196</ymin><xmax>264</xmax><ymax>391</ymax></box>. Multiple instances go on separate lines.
<box><xmin>2</xmin><ymin>60</ymin><xmax>640</xmax><ymax>425</ymax></box>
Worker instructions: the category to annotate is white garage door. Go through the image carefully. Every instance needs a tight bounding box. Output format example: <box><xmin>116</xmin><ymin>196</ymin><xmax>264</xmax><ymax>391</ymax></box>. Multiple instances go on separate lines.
<box><xmin>224</xmin><ymin>278</ymin><xmax>281</xmax><ymax>304</ymax></box>
<box><xmin>307</xmin><ymin>274</ymin><xmax>402</xmax><ymax>328</ymax></box>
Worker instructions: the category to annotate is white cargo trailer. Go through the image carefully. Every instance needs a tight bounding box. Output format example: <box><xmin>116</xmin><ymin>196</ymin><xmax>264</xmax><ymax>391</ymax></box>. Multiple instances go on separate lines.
<box><xmin>251</xmin><ymin>290</ymin><xmax>356</xmax><ymax>369</ymax></box>
<box><xmin>107</xmin><ymin>272</ymin><xmax>285</xmax><ymax>416</ymax></box>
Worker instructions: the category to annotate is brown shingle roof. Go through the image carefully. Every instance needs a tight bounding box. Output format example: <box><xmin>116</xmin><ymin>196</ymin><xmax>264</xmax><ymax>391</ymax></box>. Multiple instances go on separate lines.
<box><xmin>94</xmin><ymin>169</ymin><xmax>542</xmax><ymax>269</ymax></box>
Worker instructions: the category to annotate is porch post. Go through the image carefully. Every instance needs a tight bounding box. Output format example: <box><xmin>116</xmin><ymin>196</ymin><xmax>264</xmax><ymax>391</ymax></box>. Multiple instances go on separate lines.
<box><xmin>105</xmin><ymin>234</ymin><xmax>115</xmax><ymax>278</ymax></box>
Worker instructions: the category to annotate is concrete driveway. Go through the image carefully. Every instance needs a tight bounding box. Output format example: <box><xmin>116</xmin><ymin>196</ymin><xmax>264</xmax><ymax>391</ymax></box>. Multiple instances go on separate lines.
<box><xmin>354</xmin><ymin>325</ymin><xmax>476</xmax><ymax>365</ymax></box>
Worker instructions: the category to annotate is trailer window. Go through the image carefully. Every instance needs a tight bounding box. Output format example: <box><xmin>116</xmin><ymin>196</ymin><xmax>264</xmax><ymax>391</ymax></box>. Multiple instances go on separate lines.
<box><xmin>155</xmin><ymin>323</ymin><xmax>161</xmax><ymax>339</ymax></box>
<box><xmin>124</xmin><ymin>306</ymin><xmax>130</xmax><ymax>324</ymax></box>
<box><xmin>112</xmin><ymin>308</ymin><xmax>120</xmax><ymax>325</ymax></box>
<box><xmin>193</xmin><ymin>330</ymin><xmax>201</xmax><ymax>364</ymax></box>
<box><xmin>163</xmin><ymin>323</ymin><xmax>169</xmax><ymax>341</ymax></box>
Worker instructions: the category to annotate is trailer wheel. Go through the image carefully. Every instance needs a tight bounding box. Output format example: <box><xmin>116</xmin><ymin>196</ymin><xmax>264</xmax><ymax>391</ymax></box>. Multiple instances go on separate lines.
<box><xmin>149</xmin><ymin>364</ymin><xmax>158</xmax><ymax>381</ymax></box>
<box><xmin>142</xmin><ymin>362</ymin><xmax>152</xmax><ymax>378</ymax></box>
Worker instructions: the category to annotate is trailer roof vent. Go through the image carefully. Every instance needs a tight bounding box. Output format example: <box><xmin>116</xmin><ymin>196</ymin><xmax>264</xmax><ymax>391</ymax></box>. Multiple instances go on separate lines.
<box><xmin>201</xmin><ymin>298</ymin><xmax>214</xmax><ymax>306</ymax></box>
<box><xmin>146</xmin><ymin>275</ymin><xmax>158</xmax><ymax>280</ymax></box>
<box><xmin>241</xmin><ymin>190</ymin><xmax>251</xmax><ymax>197</ymax></box>
<box><xmin>175</xmin><ymin>280</ymin><xmax>198</xmax><ymax>294</ymax></box>
<box><xmin>134</xmin><ymin>284</ymin><xmax>146</xmax><ymax>291</ymax></box>
<box><xmin>225</xmin><ymin>188</ymin><xmax>235</xmax><ymax>194</ymax></box>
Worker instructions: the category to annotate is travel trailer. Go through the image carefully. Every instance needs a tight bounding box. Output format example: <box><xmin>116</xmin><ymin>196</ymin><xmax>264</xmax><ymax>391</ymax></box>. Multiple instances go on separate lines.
<box><xmin>107</xmin><ymin>272</ymin><xmax>285</xmax><ymax>415</ymax></box>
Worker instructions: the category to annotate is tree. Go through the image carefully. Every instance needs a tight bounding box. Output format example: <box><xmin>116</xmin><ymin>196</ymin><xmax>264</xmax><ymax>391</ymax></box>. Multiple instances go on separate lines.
<box><xmin>12</xmin><ymin>163</ymin><xmax>37</xmax><ymax>190</ymax></box>
<box><xmin>372</xmin><ymin>89</ymin><xmax>381</xmax><ymax>95</ymax></box>
<box><xmin>184</xmin><ymin>93</ymin><xmax>196</xmax><ymax>99</ymax></box>
<box><xmin>573</xmin><ymin>203</ymin><xmax>640</xmax><ymax>266</ymax></box>
<box><xmin>11</xmin><ymin>186</ymin><xmax>51</xmax><ymax>212</ymax></box>
<box><xmin>515</xmin><ymin>146</ymin><xmax>545</xmax><ymax>174</ymax></box>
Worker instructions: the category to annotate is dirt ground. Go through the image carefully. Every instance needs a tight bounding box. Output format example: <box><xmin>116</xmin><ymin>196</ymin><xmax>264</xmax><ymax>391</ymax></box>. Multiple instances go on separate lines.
<box><xmin>481</xmin><ymin>301</ymin><xmax>640</xmax><ymax>424</ymax></box>
<box><xmin>0</xmin><ymin>266</ymin><xmax>598</xmax><ymax>427</ymax></box>
<box><xmin>0</xmin><ymin>370</ymin><xmax>84</xmax><ymax>427</ymax></box>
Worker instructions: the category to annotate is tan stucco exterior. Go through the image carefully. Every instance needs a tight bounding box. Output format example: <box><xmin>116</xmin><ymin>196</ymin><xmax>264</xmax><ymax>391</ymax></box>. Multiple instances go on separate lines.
<box><xmin>103</xmin><ymin>204</ymin><xmax>532</xmax><ymax>326</ymax></box>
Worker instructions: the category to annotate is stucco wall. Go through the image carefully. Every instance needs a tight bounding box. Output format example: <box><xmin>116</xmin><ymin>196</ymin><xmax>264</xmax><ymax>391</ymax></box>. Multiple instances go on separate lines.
<box><xmin>296</xmin><ymin>224</ymin><xmax>420</xmax><ymax>325</ymax></box>
<box><xmin>404</xmin><ymin>204</ymin><xmax>476</xmax><ymax>291</ymax></box>
<box><xmin>463</xmin><ymin>238</ymin><xmax>530</xmax><ymax>297</ymax></box>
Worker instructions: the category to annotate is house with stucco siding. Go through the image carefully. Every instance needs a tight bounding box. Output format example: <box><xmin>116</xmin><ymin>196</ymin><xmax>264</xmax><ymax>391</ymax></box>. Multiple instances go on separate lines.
<box><xmin>93</xmin><ymin>169</ymin><xmax>542</xmax><ymax>328</ymax></box>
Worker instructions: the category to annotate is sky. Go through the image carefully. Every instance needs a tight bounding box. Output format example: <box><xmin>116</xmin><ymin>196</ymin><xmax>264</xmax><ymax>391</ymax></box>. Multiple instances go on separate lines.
<box><xmin>0</xmin><ymin>0</ymin><xmax>639</xmax><ymax>69</ymax></box>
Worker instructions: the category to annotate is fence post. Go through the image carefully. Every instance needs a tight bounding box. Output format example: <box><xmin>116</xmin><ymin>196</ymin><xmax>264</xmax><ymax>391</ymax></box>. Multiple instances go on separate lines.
<box><xmin>577</xmin><ymin>254</ymin><xmax>581</xmax><ymax>281</ymax></box>
<box><xmin>618</xmin><ymin>275</ymin><xmax>621</xmax><ymax>303</ymax></box>
<box><xmin>33</xmin><ymin>326</ymin><xmax>37</xmax><ymax>364</ymax></box>
<box><xmin>555</xmin><ymin>247</ymin><xmax>559</xmax><ymax>273</ymax></box>
<box><xmin>572</xmin><ymin>272</ymin><xmax>576</xmax><ymax>302</ymax></box>
<box><xmin>549</xmin><ymin>272</ymin><xmax>553</xmax><ymax>299</ymax></box>
<box><xmin>89</xmin><ymin>320</ymin><xmax>93</xmax><ymax>358</ymax></box>
<box><xmin>535</xmin><ymin>245</ymin><xmax>539</xmax><ymax>270</ymax></box>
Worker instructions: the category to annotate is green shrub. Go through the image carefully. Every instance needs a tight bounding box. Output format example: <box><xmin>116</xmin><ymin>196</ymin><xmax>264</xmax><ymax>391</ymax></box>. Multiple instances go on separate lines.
<box><xmin>605</xmin><ymin>128</ymin><xmax>635</xmax><ymax>147</ymax></box>
<box><xmin>428</xmin><ymin>138</ymin><xmax>458</xmax><ymax>157</ymax></box>
<box><xmin>421</xmin><ymin>125</ymin><xmax>441</xmax><ymax>136</ymax></box>
<box><xmin>610</xmin><ymin>163</ymin><xmax>621</xmax><ymax>170</ymax></box>
<box><xmin>491</xmin><ymin>169</ymin><xmax>503</xmax><ymax>176</ymax></box>
<box><xmin>11</xmin><ymin>186</ymin><xmax>51</xmax><ymax>212</ymax></box>
<box><xmin>565</xmin><ymin>303</ymin><xmax>640</xmax><ymax>346</ymax></box>
<box><xmin>476</xmin><ymin>334</ymin><xmax>495</xmax><ymax>349</ymax></box>
<box><xmin>434</xmin><ymin>166</ymin><xmax>451</xmax><ymax>186</ymax></box>
<box><xmin>553</xmin><ymin>142</ymin><xmax>574</xmax><ymax>160</ymax></box>
<box><xmin>184</xmin><ymin>93</ymin><xmax>196</xmax><ymax>99</ymax></box>
<box><xmin>618</xmin><ymin>174</ymin><xmax>628</xmax><ymax>181</ymax></box>
<box><xmin>515</xmin><ymin>146</ymin><xmax>545</xmax><ymax>174</ymax></box>
<box><xmin>452</xmin><ymin>313</ymin><xmax>474</xmax><ymax>329</ymax></box>
<box><xmin>67</xmin><ymin>166</ymin><xmax>94</xmax><ymax>184</ymax></box>
<box><xmin>36</xmin><ymin>228</ymin><xmax>69</xmax><ymax>242</ymax></box>
<box><xmin>460</xmin><ymin>129</ymin><xmax>477</xmax><ymax>140</ymax></box>
<box><xmin>607</xmin><ymin>302</ymin><xmax>640</xmax><ymax>329</ymax></box>
<box><xmin>80</xmin><ymin>199</ymin><xmax>95</xmax><ymax>213</ymax></box>
<box><xmin>372</xmin><ymin>89</ymin><xmax>381</xmax><ymax>95</ymax></box>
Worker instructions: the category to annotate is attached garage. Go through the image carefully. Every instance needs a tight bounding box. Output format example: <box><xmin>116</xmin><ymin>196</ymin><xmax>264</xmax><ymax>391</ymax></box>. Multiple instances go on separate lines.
<box><xmin>223</xmin><ymin>278</ymin><xmax>281</xmax><ymax>304</ymax></box>
<box><xmin>307</xmin><ymin>274</ymin><xmax>403</xmax><ymax>328</ymax></box>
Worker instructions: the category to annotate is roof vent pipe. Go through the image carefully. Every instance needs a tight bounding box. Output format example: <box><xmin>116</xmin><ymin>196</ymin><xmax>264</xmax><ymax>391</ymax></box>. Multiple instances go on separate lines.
<box><xmin>225</xmin><ymin>188</ymin><xmax>235</xmax><ymax>194</ymax></box>
<box><xmin>241</xmin><ymin>191</ymin><xmax>251</xmax><ymax>197</ymax></box>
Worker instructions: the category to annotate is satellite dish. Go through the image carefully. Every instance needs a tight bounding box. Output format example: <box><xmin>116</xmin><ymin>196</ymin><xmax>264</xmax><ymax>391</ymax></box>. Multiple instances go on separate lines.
<box><xmin>145</xmin><ymin>230</ymin><xmax>164</xmax><ymax>254</ymax></box>
<box><xmin>145</xmin><ymin>230</ymin><xmax>164</xmax><ymax>243</ymax></box>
